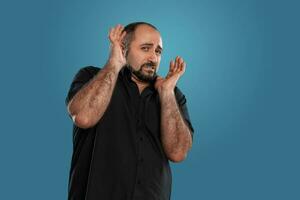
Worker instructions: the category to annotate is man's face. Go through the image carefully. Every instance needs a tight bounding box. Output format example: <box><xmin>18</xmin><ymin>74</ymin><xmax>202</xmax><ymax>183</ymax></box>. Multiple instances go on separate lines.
<box><xmin>125</xmin><ymin>25</ymin><xmax>163</xmax><ymax>83</ymax></box>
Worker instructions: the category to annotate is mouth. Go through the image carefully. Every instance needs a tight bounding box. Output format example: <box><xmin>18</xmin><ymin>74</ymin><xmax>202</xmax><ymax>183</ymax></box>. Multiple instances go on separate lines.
<box><xmin>143</xmin><ymin>64</ymin><xmax>155</xmax><ymax>70</ymax></box>
<box><xmin>143</xmin><ymin>67</ymin><xmax>155</xmax><ymax>73</ymax></box>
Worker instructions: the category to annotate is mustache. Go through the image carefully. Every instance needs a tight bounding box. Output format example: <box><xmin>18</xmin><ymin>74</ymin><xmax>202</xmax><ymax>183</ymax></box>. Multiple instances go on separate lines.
<box><xmin>141</xmin><ymin>61</ymin><xmax>157</xmax><ymax>69</ymax></box>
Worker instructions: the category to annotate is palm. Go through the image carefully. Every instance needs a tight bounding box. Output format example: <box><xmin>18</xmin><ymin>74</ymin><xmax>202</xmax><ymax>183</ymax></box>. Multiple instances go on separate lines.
<box><xmin>108</xmin><ymin>24</ymin><xmax>127</xmax><ymax>68</ymax></box>
<box><xmin>155</xmin><ymin>56</ymin><xmax>186</xmax><ymax>92</ymax></box>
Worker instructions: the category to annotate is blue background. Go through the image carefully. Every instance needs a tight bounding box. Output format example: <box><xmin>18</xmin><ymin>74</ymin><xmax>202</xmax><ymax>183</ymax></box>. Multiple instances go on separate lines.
<box><xmin>1</xmin><ymin>0</ymin><xmax>299</xmax><ymax>199</ymax></box>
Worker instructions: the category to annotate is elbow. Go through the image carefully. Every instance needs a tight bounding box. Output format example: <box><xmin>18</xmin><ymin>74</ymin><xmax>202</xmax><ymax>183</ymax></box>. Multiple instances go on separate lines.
<box><xmin>166</xmin><ymin>137</ymin><xmax>192</xmax><ymax>163</ymax></box>
<box><xmin>71</xmin><ymin>114</ymin><xmax>94</xmax><ymax>129</ymax></box>
<box><xmin>67</xmin><ymin>102</ymin><xmax>94</xmax><ymax>129</ymax></box>
<box><xmin>167</xmin><ymin>152</ymin><xmax>187</xmax><ymax>163</ymax></box>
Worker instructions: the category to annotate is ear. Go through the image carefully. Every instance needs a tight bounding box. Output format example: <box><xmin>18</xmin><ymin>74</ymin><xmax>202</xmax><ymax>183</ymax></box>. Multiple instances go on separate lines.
<box><xmin>122</xmin><ymin>49</ymin><xmax>127</xmax><ymax>57</ymax></box>
<box><xmin>122</xmin><ymin>45</ymin><xmax>128</xmax><ymax>57</ymax></box>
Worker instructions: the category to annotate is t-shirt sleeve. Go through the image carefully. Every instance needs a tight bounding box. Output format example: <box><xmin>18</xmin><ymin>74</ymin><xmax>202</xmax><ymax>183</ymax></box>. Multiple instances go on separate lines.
<box><xmin>174</xmin><ymin>86</ymin><xmax>195</xmax><ymax>141</ymax></box>
<box><xmin>65</xmin><ymin>66</ymin><xmax>100</xmax><ymax>108</ymax></box>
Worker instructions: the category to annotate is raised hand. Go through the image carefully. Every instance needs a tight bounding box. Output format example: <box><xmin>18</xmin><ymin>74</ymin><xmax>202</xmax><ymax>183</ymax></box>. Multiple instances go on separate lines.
<box><xmin>154</xmin><ymin>56</ymin><xmax>186</xmax><ymax>94</ymax></box>
<box><xmin>107</xmin><ymin>24</ymin><xmax>127</xmax><ymax>71</ymax></box>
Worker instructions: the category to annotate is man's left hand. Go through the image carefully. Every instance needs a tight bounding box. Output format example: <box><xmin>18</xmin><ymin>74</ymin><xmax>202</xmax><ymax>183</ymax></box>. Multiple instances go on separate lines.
<box><xmin>154</xmin><ymin>56</ymin><xmax>186</xmax><ymax>94</ymax></box>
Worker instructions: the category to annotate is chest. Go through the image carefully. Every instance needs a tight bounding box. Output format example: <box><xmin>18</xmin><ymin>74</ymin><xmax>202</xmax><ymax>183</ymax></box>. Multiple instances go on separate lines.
<box><xmin>100</xmin><ymin>80</ymin><xmax>161</xmax><ymax>137</ymax></box>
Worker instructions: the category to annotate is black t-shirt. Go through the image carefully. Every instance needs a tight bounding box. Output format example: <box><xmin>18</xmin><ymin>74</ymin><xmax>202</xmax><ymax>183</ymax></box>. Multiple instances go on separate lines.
<box><xmin>65</xmin><ymin>66</ymin><xmax>194</xmax><ymax>200</ymax></box>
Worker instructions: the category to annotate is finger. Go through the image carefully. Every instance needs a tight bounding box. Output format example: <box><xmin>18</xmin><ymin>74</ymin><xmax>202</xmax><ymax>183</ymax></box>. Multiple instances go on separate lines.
<box><xmin>116</xmin><ymin>24</ymin><xmax>123</xmax><ymax>38</ymax></box>
<box><xmin>178</xmin><ymin>57</ymin><xmax>184</xmax><ymax>71</ymax></box>
<box><xmin>167</xmin><ymin>60</ymin><xmax>175</xmax><ymax>79</ymax></box>
<box><xmin>121</xmin><ymin>30</ymin><xmax>126</xmax><ymax>38</ymax></box>
<box><xmin>109</xmin><ymin>28</ymin><xmax>116</xmax><ymax>42</ymax></box>
<box><xmin>156</xmin><ymin>75</ymin><xmax>163</xmax><ymax>80</ymax></box>
<box><xmin>112</xmin><ymin>24</ymin><xmax>121</xmax><ymax>37</ymax></box>
<box><xmin>115</xmin><ymin>24</ymin><xmax>120</xmax><ymax>30</ymax></box>
<box><xmin>174</xmin><ymin>56</ymin><xmax>180</xmax><ymax>72</ymax></box>
<box><xmin>179</xmin><ymin>57</ymin><xmax>184</xmax><ymax>65</ymax></box>
<box><xmin>117</xmin><ymin>25</ymin><xmax>124</xmax><ymax>35</ymax></box>
<box><xmin>177</xmin><ymin>57</ymin><xmax>184</xmax><ymax>72</ymax></box>
<box><xmin>173</xmin><ymin>56</ymin><xmax>177</xmax><ymax>71</ymax></box>
<box><xmin>155</xmin><ymin>76</ymin><xmax>164</xmax><ymax>84</ymax></box>
<box><xmin>180</xmin><ymin>61</ymin><xmax>186</xmax><ymax>74</ymax></box>
<box><xmin>169</xmin><ymin>60</ymin><xmax>175</xmax><ymax>72</ymax></box>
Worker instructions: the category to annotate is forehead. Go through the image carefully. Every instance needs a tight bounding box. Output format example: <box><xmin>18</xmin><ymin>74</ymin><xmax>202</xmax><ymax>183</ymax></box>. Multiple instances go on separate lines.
<box><xmin>131</xmin><ymin>25</ymin><xmax>163</xmax><ymax>48</ymax></box>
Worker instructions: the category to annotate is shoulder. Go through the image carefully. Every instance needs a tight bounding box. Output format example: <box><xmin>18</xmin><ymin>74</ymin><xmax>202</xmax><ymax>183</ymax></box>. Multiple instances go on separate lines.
<box><xmin>70</xmin><ymin>66</ymin><xmax>102</xmax><ymax>83</ymax></box>
<box><xmin>75</xmin><ymin>65</ymin><xmax>101</xmax><ymax>77</ymax></box>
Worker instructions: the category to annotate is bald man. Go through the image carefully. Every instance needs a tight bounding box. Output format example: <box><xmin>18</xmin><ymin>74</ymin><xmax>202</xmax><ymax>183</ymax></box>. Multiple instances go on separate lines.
<box><xmin>65</xmin><ymin>22</ymin><xmax>194</xmax><ymax>200</ymax></box>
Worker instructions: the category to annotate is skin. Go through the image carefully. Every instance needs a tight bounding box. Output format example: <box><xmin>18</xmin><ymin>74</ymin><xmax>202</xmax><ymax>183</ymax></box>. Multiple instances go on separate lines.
<box><xmin>124</xmin><ymin>24</ymin><xmax>162</xmax><ymax>93</ymax></box>
<box><xmin>67</xmin><ymin>24</ymin><xmax>192</xmax><ymax>162</ymax></box>
<box><xmin>67</xmin><ymin>25</ymin><xmax>126</xmax><ymax>128</ymax></box>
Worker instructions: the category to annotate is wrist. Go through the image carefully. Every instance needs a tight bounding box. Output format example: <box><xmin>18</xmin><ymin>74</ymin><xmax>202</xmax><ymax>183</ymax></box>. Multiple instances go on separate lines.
<box><xmin>106</xmin><ymin>59</ymin><xmax>123</xmax><ymax>73</ymax></box>
<box><xmin>158</xmin><ymin>87</ymin><xmax>175</xmax><ymax>97</ymax></box>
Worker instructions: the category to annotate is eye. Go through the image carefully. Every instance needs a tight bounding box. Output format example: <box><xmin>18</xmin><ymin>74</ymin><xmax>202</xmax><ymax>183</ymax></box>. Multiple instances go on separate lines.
<box><xmin>141</xmin><ymin>47</ymin><xmax>150</xmax><ymax>51</ymax></box>
<box><xmin>155</xmin><ymin>49</ymin><xmax>162</xmax><ymax>55</ymax></box>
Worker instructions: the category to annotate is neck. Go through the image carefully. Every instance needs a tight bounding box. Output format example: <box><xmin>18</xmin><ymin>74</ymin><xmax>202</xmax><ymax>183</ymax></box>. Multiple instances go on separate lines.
<box><xmin>131</xmin><ymin>74</ymin><xmax>150</xmax><ymax>94</ymax></box>
<box><xmin>131</xmin><ymin>73</ymin><xmax>150</xmax><ymax>87</ymax></box>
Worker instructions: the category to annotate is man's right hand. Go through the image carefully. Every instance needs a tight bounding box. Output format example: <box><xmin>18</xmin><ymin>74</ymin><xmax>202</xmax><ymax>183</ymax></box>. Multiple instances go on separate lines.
<box><xmin>107</xmin><ymin>24</ymin><xmax>127</xmax><ymax>71</ymax></box>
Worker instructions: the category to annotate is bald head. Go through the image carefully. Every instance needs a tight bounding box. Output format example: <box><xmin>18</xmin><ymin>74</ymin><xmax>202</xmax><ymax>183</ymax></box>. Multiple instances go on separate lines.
<box><xmin>122</xmin><ymin>22</ymin><xmax>160</xmax><ymax>54</ymax></box>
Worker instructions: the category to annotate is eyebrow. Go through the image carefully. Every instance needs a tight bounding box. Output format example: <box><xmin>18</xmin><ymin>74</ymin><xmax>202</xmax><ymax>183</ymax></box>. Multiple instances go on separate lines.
<box><xmin>140</xmin><ymin>43</ymin><xmax>163</xmax><ymax>51</ymax></box>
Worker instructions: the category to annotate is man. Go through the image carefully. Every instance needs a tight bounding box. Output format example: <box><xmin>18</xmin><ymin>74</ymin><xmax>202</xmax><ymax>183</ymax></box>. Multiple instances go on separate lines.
<box><xmin>65</xmin><ymin>22</ymin><xmax>194</xmax><ymax>200</ymax></box>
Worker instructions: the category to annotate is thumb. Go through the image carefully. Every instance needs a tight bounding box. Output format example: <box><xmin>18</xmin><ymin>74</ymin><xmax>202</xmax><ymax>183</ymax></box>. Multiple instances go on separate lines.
<box><xmin>155</xmin><ymin>76</ymin><xmax>164</xmax><ymax>81</ymax></box>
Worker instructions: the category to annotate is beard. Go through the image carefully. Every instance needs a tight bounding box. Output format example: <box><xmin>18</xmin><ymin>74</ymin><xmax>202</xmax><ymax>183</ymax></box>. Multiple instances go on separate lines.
<box><xmin>127</xmin><ymin>62</ymin><xmax>158</xmax><ymax>83</ymax></box>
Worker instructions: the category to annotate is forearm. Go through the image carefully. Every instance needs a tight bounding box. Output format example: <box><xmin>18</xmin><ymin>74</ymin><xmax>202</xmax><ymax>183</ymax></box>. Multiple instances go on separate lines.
<box><xmin>68</xmin><ymin>62</ymin><xmax>120</xmax><ymax>128</ymax></box>
<box><xmin>159</xmin><ymin>90</ymin><xmax>192</xmax><ymax>162</ymax></box>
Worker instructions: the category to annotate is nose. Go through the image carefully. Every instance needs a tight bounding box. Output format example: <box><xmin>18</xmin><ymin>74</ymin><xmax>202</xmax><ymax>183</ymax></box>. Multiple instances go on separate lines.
<box><xmin>148</xmin><ymin>51</ymin><xmax>159</xmax><ymax>64</ymax></box>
